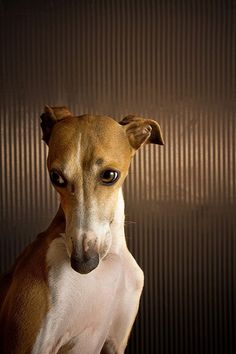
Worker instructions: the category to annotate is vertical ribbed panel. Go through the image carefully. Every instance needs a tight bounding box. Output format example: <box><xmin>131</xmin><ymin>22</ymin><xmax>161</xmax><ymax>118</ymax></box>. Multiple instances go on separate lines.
<box><xmin>0</xmin><ymin>1</ymin><xmax>235</xmax><ymax>353</ymax></box>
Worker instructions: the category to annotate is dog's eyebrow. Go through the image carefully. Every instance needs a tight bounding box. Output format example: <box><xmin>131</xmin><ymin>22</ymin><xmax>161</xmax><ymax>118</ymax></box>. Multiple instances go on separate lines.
<box><xmin>95</xmin><ymin>158</ymin><xmax>104</xmax><ymax>165</ymax></box>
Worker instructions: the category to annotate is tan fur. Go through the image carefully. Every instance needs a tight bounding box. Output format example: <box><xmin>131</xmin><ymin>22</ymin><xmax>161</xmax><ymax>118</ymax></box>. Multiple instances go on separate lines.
<box><xmin>0</xmin><ymin>208</ymin><xmax>65</xmax><ymax>353</ymax></box>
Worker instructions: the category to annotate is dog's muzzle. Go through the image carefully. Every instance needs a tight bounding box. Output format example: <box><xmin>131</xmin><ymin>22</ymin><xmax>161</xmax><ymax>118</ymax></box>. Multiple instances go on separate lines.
<box><xmin>70</xmin><ymin>249</ymin><xmax>99</xmax><ymax>274</ymax></box>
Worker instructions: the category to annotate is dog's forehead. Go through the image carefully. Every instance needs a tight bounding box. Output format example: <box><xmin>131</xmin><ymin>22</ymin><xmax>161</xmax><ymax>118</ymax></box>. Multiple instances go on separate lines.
<box><xmin>48</xmin><ymin>115</ymin><xmax>132</xmax><ymax>165</ymax></box>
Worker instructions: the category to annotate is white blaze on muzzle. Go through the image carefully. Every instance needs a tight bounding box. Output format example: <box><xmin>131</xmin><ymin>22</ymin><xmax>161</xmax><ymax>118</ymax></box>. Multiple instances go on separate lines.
<box><xmin>64</xmin><ymin>206</ymin><xmax>112</xmax><ymax>274</ymax></box>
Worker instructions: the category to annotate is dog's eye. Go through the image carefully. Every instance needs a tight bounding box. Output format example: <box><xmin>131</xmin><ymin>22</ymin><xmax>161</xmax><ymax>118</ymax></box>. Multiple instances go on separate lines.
<box><xmin>100</xmin><ymin>170</ymin><xmax>120</xmax><ymax>185</ymax></box>
<box><xmin>50</xmin><ymin>170</ymin><xmax>67</xmax><ymax>187</ymax></box>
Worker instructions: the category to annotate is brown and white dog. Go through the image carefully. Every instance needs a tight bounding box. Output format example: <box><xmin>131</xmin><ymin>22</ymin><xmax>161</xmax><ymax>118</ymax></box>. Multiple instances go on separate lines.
<box><xmin>0</xmin><ymin>106</ymin><xmax>164</xmax><ymax>354</ymax></box>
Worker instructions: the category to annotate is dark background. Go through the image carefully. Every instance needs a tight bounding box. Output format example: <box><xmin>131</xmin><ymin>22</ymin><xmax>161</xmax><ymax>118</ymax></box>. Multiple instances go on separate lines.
<box><xmin>0</xmin><ymin>0</ymin><xmax>235</xmax><ymax>353</ymax></box>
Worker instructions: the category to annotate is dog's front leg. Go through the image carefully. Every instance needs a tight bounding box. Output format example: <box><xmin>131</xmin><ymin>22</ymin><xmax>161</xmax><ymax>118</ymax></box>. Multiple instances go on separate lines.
<box><xmin>101</xmin><ymin>249</ymin><xmax>144</xmax><ymax>354</ymax></box>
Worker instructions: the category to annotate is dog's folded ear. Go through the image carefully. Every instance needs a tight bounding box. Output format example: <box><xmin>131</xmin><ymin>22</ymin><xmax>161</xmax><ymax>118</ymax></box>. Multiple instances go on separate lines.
<box><xmin>40</xmin><ymin>105</ymin><xmax>73</xmax><ymax>144</ymax></box>
<box><xmin>119</xmin><ymin>115</ymin><xmax>164</xmax><ymax>150</ymax></box>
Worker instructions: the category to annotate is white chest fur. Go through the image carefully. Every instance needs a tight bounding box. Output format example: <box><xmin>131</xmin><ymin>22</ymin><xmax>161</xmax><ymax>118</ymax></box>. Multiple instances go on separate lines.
<box><xmin>32</xmin><ymin>237</ymin><xmax>123</xmax><ymax>354</ymax></box>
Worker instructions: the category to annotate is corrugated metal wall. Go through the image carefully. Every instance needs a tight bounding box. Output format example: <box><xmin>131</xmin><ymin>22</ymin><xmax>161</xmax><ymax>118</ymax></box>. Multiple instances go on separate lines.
<box><xmin>0</xmin><ymin>0</ymin><xmax>235</xmax><ymax>353</ymax></box>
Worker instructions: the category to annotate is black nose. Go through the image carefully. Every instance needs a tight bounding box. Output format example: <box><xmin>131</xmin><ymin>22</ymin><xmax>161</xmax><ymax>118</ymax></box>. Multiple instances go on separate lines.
<box><xmin>70</xmin><ymin>250</ymin><xmax>99</xmax><ymax>274</ymax></box>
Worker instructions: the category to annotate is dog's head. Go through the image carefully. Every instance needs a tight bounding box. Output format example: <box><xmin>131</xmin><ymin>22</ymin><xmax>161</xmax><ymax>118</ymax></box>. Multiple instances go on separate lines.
<box><xmin>41</xmin><ymin>106</ymin><xmax>164</xmax><ymax>274</ymax></box>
